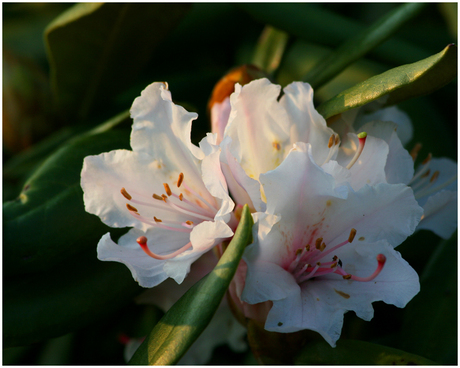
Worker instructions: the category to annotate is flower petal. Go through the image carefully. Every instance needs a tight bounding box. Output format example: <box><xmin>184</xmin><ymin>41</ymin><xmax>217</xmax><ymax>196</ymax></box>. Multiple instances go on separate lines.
<box><xmin>82</xmin><ymin>150</ymin><xmax>180</xmax><ymax>230</ymax></box>
<box><xmin>130</xmin><ymin>82</ymin><xmax>210</xmax><ymax>199</ymax></box>
<box><xmin>225</xmin><ymin>78</ymin><xmax>291</xmax><ymax>181</ymax></box>
<box><xmin>417</xmin><ymin>190</ymin><xmax>457</xmax><ymax>239</ymax></box>
<box><xmin>280</xmin><ymin>82</ymin><xmax>335</xmax><ymax>165</ymax></box>
<box><xmin>358</xmin><ymin>120</ymin><xmax>414</xmax><ymax>185</ymax></box>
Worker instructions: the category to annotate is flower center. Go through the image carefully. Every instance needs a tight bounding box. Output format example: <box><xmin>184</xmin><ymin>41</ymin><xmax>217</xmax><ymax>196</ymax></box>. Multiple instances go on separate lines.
<box><xmin>287</xmin><ymin>228</ymin><xmax>386</xmax><ymax>284</ymax></box>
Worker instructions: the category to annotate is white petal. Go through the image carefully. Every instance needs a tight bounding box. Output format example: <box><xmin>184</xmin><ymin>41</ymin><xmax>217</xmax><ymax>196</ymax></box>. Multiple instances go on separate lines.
<box><xmin>220</xmin><ymin>136</ymin><xmax>266</xmax><ymax>212</ymax></box>
<box><xmin>263</xmin><ymin>240</ymin><xmax>419</xmax><ymax>347</ymax></box>
<box><xmin>199</xmin><ymin>135</ymin><xmax>235</xmax><ymax>220</ymax></box>
<box><xmin>417</xmin><ymin>190</ymin><xmax>457</xmax><ymax>239</ymax></box>
<box><xmin>414</xmin><ymin>157</ymin><xmax>457</xmax><ymax>207</ymax></box>
<box><xmin>130</xmin><ymin>82</ymin><xmax>209</xmax><ymax>198</ymax></box>
<box><xmin>225</xmin><ymin>79</ymin><xmax>291</xmax><ymax>181</ymax></box>
<box><xmin>336</xmin><ymin>133</ymin><xmax>389</xmax><ymax>190</ymax></box>
<box><xmin>81</xmin><ymin>150</ymin><xmax>181</xmax><ymax>230</ymax></box>
<box><xmin>97</xmin><ymin>231</ymin><xmax>169</xmax><ymax>288</ymax></box>
<box><xmin>280</xmin><ymin>82</ymin><xmax>335</xmax><ymax>165</ymax></box>
<box><xmin>210</xmin><ymin>97</ymin><xmax>231</xmax><ymax>145</ymax></box>
<box><xmin>359</xmin><ymin>106</ymin><xmax>413</xmax><ymax>146</ymax></box>
<box><xmin>358</xmin><ymin>121</ymin><xmax>414</xmax><ymax>185</ymax></box>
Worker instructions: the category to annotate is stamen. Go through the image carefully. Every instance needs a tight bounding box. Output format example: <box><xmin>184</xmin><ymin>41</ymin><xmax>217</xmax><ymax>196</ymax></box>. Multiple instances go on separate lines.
<box><xmin>121</xmin><ymin>188</ymin><xmax>132</xmax><ymax>200</ymax></box>
<box><xmin>177</xmin><ymin>173</ymin><xmax>184</xmax><ymax>188</ymax></box>
<box><xmin>328</xmin><ymin>134</ymin><xmax>334</xmax><ymax>148</ymax></box>
<box><xmin>179</xmin><ymin>193</ymin><xmax>184</xmax><ymax>201</ymax></box>
<box><xmin>422</xmin><ymin>153</ymin><xmax>432</xmax><ymax>165</ymax></box>
<box><xmin>137</xmin><ymin>236</ymin><xmax>193</xmax><ymax>260</ymax></box>
<box><xmin>154</xmin><ymin>216</ymin><xmax>162</xmax><ymax>222</ymax></box>
<box><xmin>334</xmin><ymin>134</ymin><xmax>340</xmax><ymax>146</ymax></box>
<box><xmin>315</xmin><ymin>237</ymin><xmax>323</xmax><ymax>249</ymax></box>
<box><xmin>348</xmin><ymin>228</ymin><xmax>357</xmax><ymax>243</ymax></box>
<box><xmin>346</xmin><ymin>254</ymin><xmax>386</xmax><ymax>282</ymax></box>
<box><xmin>410</xmin><ymin>143</ymin><xmax>422</xmax><ymax>161</ymax></box>
<box><xmin>153</xmin><ymin>194</ymin><xmax>163</xmax><ymax>201</ymax></box>
<box><xmin>161</xmin><ymin>194</ymin><xmax>168</xmax><ymax>202</ymax></box>
<box><xmin>346</xmin><ymin>132</ymin><xmax>367</xmax><ymax>169</ymax></box>
<box><xmin>126</xmin><ymin>204</ymin><xmax>138</xmax><ymax>212</ymax></box>
<box><xmin>185</xmin><ymin>220</ymin><xmax>194</xmax><ymax>226</ymax></box>
<box><xmin>430</xmin><ymin>171</ymin><xmax>440</xmax><ymax>183</ymax></box>
<box><xmin>163</xmin><ymin>183</ymin><xmax>172</xmax><ymax>196</ymax></box>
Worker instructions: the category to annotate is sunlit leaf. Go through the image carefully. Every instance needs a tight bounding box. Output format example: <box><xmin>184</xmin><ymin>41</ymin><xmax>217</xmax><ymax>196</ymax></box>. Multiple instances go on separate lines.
<box><xmin>3</xmin><ymin>249</ymin><xmax>142</xmax><ymax>348</ymax></box>
<box><xmin>303</xmin><ymin>3</ymin><xmax>426</xmax><ymax>89</ymax></box>
<box><xmin>295</xmin><ymin>339</ymin><xmax>436</xmax><ymax>365</ymax></box>
<box><xmin>251</xmin><ymin>25</ymin><xmax>289</xmax><ymax>75</ymax></box>
<box><xmin>399</xmin><ymin>232</ymin><xmax>457</xmax><ymax>364</ymax></box>
<box><xmin>45</xmin><ymin>3</ymin><xmax>190</xmax><ymax>119</ymax></box>
<box><xmin>129</xmin><ymin>205</ymin><xmax>253</xmax><ymax>365</ymax></box>
<box><xmin>3</xmin><ymin>111</ymin><xmax>131</xmax><ymax>275</ymax></box>
<box><xmin>316</xmin><ymin>44</ymin><xmax>457</xmax><ymax>120</ymax></box>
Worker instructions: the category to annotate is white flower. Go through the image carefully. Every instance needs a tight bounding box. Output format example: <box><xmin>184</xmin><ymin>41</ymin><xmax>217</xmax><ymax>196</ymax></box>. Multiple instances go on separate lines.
<box><xmin>81</xmin><ymin>82</ymin><xmax>235</xmax><ymax>287</ymax></box>
<box><xmin>330</xmin><ymin>105</ymin><xmax>457</xmax><ymax>239</ymax></box>
<box><xmin>241</xmin><ymin>144</ymin><xmax>423</xmax><ymax>346</ymax></box>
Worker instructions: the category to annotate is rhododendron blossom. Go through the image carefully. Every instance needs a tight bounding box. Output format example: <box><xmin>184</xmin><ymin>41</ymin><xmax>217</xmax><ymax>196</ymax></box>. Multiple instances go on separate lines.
<box><xmin>241</xmin><ymin>144</ymin><xmax>423</xmax><ymax>346</ymax></box>
<box><xmin>81</xmin><ymin>82</ymin><xmax>235</xmax><ymax>287</ymax></box>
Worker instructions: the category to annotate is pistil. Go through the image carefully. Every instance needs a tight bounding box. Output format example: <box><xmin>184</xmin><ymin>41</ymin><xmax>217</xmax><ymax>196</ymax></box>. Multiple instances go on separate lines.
<box><xmin>137</xmin><ymin>236</ymin><xmax>193</xmax><ymax>260</ymax></box>
<box><xmin>346</xmin><ymin>132</ymin><xmax>367</xmax><ymax>169</ymax></box>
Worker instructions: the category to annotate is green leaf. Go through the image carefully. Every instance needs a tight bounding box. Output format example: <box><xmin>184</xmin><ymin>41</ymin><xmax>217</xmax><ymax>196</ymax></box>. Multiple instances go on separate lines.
<box><xmin>129</xmin><ymin>205</ymin><xmax>254</xmax><ymax>365</ymax></box>
<box><xmin>303</xmin><ymin>3</ymin><xmax>426</xmax><ymax>89</ymax></box>
<box><xmin>45</xmin><ymin>3</ymin><xmax>190</xmax><ymax>119</ymax></box>
<box><xmin>295</xmin><ymin>339</ymin><xmax>436</xmax><ymax>365</ymax></box>
<box><xmin>3</xmin><ymin>111</ymin><xmax>131</xmax><ymax>275</ymax></box>
<box><xmin>399</xmin><ymin>232</ymin><xmax>457</xmax><ymax>364</ymax></box>
<box><xmin>237</xmin><ymin>3</ymin><xmax>430</xmax><ymax>67</ymax></box>
<box><xmin>316</xmin><ymin>44</ymin><xmax>457</xmax><ymax>120</ymax></box>
<box><xmin>3</xmin><ymin>249</ymin><xmax>142</xmax><ymax>348</ymax></box>
<box><xmin>252</xmin><ymin>25</ymin><xmax>289</xmax><ymax>75</ymax></box>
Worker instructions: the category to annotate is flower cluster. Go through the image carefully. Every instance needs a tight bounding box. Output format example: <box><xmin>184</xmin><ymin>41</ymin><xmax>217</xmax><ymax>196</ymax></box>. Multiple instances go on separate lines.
<box><xmin>81</xmin><ymin>78</ymin><xmax>457</xmax><ymax>350</ymax></box>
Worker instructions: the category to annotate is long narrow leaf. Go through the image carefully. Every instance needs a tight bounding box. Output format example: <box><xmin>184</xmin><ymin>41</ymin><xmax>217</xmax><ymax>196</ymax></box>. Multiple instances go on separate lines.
<box><xmin>316</xmin><ymin>44</ymin><xmax>457</xmax><ymax>120</ymax></box>
<box><xmin>303</xmin><ymin>3</ymin><xmax>426</xmax><ymax>89</ymax></box>
<box><xmin>129</xmin><ymin>205</ymin><xmax>253</xmax><ymax>365</ymax></box>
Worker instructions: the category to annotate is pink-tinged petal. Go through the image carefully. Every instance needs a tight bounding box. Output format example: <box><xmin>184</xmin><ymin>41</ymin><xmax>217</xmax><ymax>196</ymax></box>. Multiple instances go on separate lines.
<box><xmin>199</xmin><ymin>134</ymin><xmax>235</xmax><ymax>221</ymax></box>
<box><xmin>130</xmin><ymin>82</ymin><xmax>211</xmax><ymax>200</ymax></box>
<box><xmin>97</xmin><ymin>231</ymin><xmax>170</xmax><ymax>288</ymax></box>
<box><xmin>413</xmin><ymin>157</ymin><xmax>457</xmax><ymax>207</ymax></box>
<box><xmin>359</xmin><ymin>106</ymin><xmax>413</xmax><ymax>146</ymax></box>
<box><xmin>225</xmin><ymin>78</ymin><xmax>291</xmax><ymax>180</ymax></box>
<box><xmin>220</xmin><ymin>136</ymin><xmax>266</xmax><ymax>212</ymax></box>
<box><xmin>336</xmin><ymin>133</ymin><xmax>389</xmax><ymax>190</ymax></box>
<box><xmin>189</xmin><ymin>220</ymin><xmax>234</xmax><ymax>253</ymax></box>
<box><xmin>260</xmin><ymin>146</ymin><xmax>422</xmax><ymax>262</ymax></box>
<box><xmin>280</xmin><ymin>82</ymin><xmax>336</xmax><ymax>165</ymax></box>
<box><xmin>82</xmin><ymin>150</ymin><xmax>182</xmax><ymax>230</ymax></box>
<box><xmin>261</xmin><ymin>240</ymin><xmax>419</xmax><ymax>346</ymax></box>
<box><xmin>417</xmin><ymin>190</ymin><xmax>457</xmax><ymax>239</ymax></box>
<box><xmin>358</xmin><ymin>121</ymin><xmax>414</xmax><ymax>185</ymax></box>
<box><xmin>210</xmin><ymin>97</ymin><xmax>231</xmax><ymax>145</ymax></box>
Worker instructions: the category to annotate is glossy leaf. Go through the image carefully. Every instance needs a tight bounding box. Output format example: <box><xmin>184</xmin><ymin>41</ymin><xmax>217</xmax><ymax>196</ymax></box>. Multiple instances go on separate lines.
<box><xmin>303</xmin><ymin>3</ymin><xmax>426</xmax><ymax>89</ymax></box>
<box><xmin>316</xmin><ymin>44</ymin><xmax>457</xmax><ymax>120</ymax></box>
<box><xmin>237</xmin><ymin>3</ymin><xmax>430</xmax><ymax>67</ymax></box>
<box><xmin>4</xmin><ymin>249</ymin><xmax>142</xmax><ymax>348</ymax></box>
<box><xmin>399</xmin><ymin>233</ymin><xmax>457</xmax><ymax>364</ymax></box>
<box><xmin>129</xmin><ymin>205</ymin><xmax>254</xmax><ymax>365</ymax></box>
<box><xmin>295</xmin><ymin>339</ymin><xmax>436</xmax><ymax>365</ymax></box>
<box><xmin>251</xmin><ymin>25</ymin><xmax>289</xmax><ymax>75</ymax></box>
<box><xmin>45</xmin><ymin>3</ymin><xmax>190</xmax><ymax>119</ymax></box>
<box><xmin>3</xmin><ymin>111</ymin><xmax>131</xmax><ymax>275</ymax></box>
